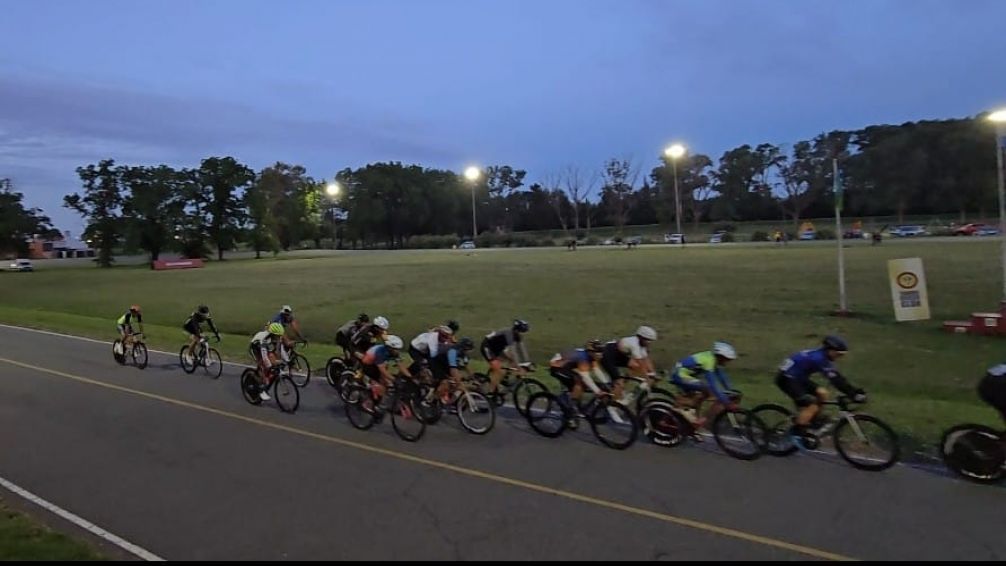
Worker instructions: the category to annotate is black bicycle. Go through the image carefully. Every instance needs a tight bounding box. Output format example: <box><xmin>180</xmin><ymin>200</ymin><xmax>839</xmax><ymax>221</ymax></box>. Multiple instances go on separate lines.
<box><xmin>240</xmin><ymin>362</ymin><xmax>300</xmax><ymax>413</ymax></box>
<box><xmin>112</xmin><ymin>332</ymin><xmax>148</xmax><ymax>369</ymax></box>
<box><xmin>325</xmin><ymin>351</ymin><xmax>359</xmax><ymax>394</ymax></box>
<box><xmin>524</xmin><ymin>388</ymin><xmax>638</xmax><ymax>450</ymax></box>
<box><xmin>180</xmin><ymin>335</ymin><xmax>223</xmax><ymax>379</ymax></box>
<box><xmin>342</xmin><ymin>373</ymin><xmax>427</xmax><ymax>442</ymax></box>
<box><xmin>940</xmin><ymin>423</ymin><xmax>1006</xmax><ymax>484</ymax></box>
<box><xmin>285</xmin><ymin>340</ymin><xmax>311</xmax><ymax>388</ymax></box>
<box><xmin>472</xmin><ymin>364</ymin><xmax>547</xmax><ymax>416</ymax></box>
<box><xmin>752</xmin><ymin>396</ymin><xmax>900</xmax><ymax>471</ymax></box>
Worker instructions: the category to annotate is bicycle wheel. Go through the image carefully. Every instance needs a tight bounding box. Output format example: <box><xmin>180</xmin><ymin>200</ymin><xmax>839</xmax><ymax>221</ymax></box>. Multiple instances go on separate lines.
<box><xmin>751</xmin><ymin>403</ymin><xmax>798</xmax><ymax>456</ymax></box>
<box><xmin>325</xmin><ymin>358</ymin><xmax>347</xmax><ymax>390</ymax></box>
<box><xmin>634</xmin><ymin>387</ymin><xmax>677</xmax><ymax>414</ymax></box>
<box><xmin>940</xmin><ymin>424</ymin><xmax>1006</xmax><ymax>484</ymax></box>
<box><xmin>179</xmin><ymin>345</ymin><xmax>197</xmax><ymax>373</ymax></box>
<box><xmin>391</xmin><ymin>397</ymin><xmax>426</xmax><ymax>442</ymax></box>
<box><xmin>711</xmin><ymin>409</ymin><xmax>768</xmax><ymax>461</ymax></box>
<box><xmin>202</xmin><ymin>348</ymin><xmax>223</xmax><ymax>379</ymax></box>
<box><xmin>343</xmin><ymin>384</ymin><xmax>376</xmax><ymax>430</ymax></box>
<box><xmin>112</xmin><ymin>340</ymin><xmax>126</xmax><ymax>365</ymax></box>
<box><xmin>833</xmin><ymin>414</ymin><xmax>900</xmax><ymax>471</ymax></box>
<box><xmin>132</xmin><ymin>342</ymin><xmax>148</xmax><ymax>370</ymax></box>
<box><xmin>338</xmin><ymin>371</ymin><xmax>358</xmax><ymax>403</ymax></box>
<box><xmin>273</xmin><ymin>375</ymin><xmax>300</xmax><ymax>414</ymax></box>
<box><xmin>456</xmin><ymin>391</ymin><xmax>495</xmax><ymax>435</ymax></box>
<box><xmin>638</xmin><ymin>400</ymin><xmax>688</xmax><ymax>447</ymax></box>
<box><xmin>416</xmin><ymin>385</ymin><xmax>443</xmax><ymax>425</ymax></box>
<box><xmin>240</xmin><ymin>369</ymin><xmax>263</xmax><ymax>406</ymax></box>
<box><xmin>512</xmin><ymin>378</ymin><xmax>548</xmax><ymax>417</ymax></box>
<box><xmin>288</xmin><ymin>353</ymin><xmax>311</xmax><ymax>388</ymax></box>
<box><xmin>589</xmin><ymin>401</ymin><xmax>638</xmax><ymax>450</ymax></box>
<box><xmin>524</xmin><ymin>391</ymin><xmax>568</xmax><ymax>438</ymax></box>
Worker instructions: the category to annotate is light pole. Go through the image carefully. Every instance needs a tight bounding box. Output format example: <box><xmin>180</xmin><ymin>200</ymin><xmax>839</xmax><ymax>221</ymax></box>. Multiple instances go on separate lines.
<box><xmin>324</xmin><ymin>181</ymin><xmax>341</xmax><ymax>249</ymax></box>
<box><xmin>664</xmin><ymin>144</ymin><xmax>686</xmax><ymax>235</ymax></box>
<box><xmin>990</xmin><ymin>109</ymin><xmax>1006</xmax><ymax>302</ymax></box>
<box><xmin>464</xmin><ymin>166</ymin><xmax>481</xmax><ymax>239</ymax></box>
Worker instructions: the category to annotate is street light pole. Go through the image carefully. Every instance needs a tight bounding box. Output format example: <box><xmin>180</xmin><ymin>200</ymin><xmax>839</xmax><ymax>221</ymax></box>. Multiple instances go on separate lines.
<box><xmin>672</xmin><ymin>157</ymin><xmax>682</xmax><ymax>235</ymax></box>
<box><xmin>471</xmin><ymin>185</ymin><xmax>478</xmax><ymax>239</ymax></box>
<box><xmin>464</xmin><ymin>166</ymin><xmax>481</xmax><ymax>240</ymax></box>
<box><xmin>997</xmin><ymin>125</ymin><xmax>1006</xmax><ymax>302</ymax></box>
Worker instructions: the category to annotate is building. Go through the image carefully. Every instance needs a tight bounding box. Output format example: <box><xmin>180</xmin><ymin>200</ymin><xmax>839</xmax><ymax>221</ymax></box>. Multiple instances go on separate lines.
<box><xmin>28</xmin><ymin>231</ymin><xmax>95</xmax><ymax>259</ymax></box>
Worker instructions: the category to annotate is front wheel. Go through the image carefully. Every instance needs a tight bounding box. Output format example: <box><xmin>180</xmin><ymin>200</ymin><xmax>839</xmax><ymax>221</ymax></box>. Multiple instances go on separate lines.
<box><xmin>288</xmin><ymin>353</ymin><xmax>311</xmax><ymax>388</ymax></box>
<box><xmin>940</xmin><ymin>424</ymin><xmax>1006</xmax><ymax>484</ymax></box>
<box><xmin>833</xmin><ymin>414</ymin><xmax>900</xmax><ymax>471</ymax></box>
<box><xmin>343</xmin><ymin>384</ymin><xmax>376</xmax><ymax>430</ymax></box>
<box><xmin>456</xmin><ymin>391</ymin><xmax>495</xmax><ymax>435</ymax></box>
<box><xmin>273</xmin><ymin>375</ymin><xmax>300</xmax><ymax>414</ymax></box>
<box><xmin>711</xmin><ymin>409</ymin><xmax>768</xmax><ymax>461</ymax></box>
<box><xmin>512</xmin><ymin>378</ymin><xmax>548</xmax><ymax>417</ymax></box>
<box><xmin>391</xmin><ymin>398</ymin><xmax>426</xmax><ymax>442</ymax></box>
<box><xmin>203</xmin><ymin>348</ymin><xmax>223</xmax><ymax>379</ymax></box>
<box><xmin>132</xmin><ymin>342</ymin><xmax>148</xmax><ymax>369</ymax></box>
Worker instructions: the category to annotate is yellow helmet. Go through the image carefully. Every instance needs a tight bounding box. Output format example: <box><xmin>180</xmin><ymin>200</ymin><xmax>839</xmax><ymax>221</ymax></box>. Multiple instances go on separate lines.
<box><xmin>268</xmin><ymin>322</ymin><xmax>285</xmax><ymax>336</ymax></box>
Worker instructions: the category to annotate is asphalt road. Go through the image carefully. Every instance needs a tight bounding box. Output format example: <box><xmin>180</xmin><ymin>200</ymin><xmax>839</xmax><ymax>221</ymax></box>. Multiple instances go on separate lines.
<box><xmin>0</xmin><ymin>325</ymin><xmax>1003</xmax><ymax>561</ymax></box>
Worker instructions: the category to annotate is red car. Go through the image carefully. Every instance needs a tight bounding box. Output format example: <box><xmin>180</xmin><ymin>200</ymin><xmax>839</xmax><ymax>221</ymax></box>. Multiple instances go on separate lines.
<box><xmin>954</xmin><ymin>223</ymin><xmax>987</xmax><ymax>236</ymax></box>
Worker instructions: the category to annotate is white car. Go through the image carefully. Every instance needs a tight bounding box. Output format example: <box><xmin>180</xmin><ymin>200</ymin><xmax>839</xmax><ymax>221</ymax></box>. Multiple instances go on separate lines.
<box><xmin>459</xmin><ymin>241</ymin><xmax>476</xmax><ymax>250</ymax></box>
<box><xmin>7</xmin><ymin>259</ymin><xmax>33</xmax><ymax>272</ymax></box>
<box><xmin>601</xmin><ymin>238</ymin><xmax>617</xmax><ymax>246</ymax></box>
<box><xmin>709</xmin><ymin>233</ymin><xmax>724</xmax><ymax>244</ymax></box>
<box><xmin>889</xmin><ymin>225</ymin><xmax>927</xmax><ymax>237</ymax></box>
<box><xmin>664</xmin><ymin>233</ymin><xmax>685</xmax><ymax>244</ymax></box>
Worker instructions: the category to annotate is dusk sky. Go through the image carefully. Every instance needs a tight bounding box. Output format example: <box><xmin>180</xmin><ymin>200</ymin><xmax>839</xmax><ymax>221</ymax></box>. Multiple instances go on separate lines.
<box><xmin>3</xmin><ymin>0</ymin><xmax>1005</xmax><ymax>232</ymax></box>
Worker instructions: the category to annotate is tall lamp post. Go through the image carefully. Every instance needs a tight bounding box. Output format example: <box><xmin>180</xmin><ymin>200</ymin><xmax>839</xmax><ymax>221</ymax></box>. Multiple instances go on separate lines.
<box><xmin>990</xmin><ymin>109</ymin><xmax>1006</xmax><ymax>302</ymax></box>
<box><xmin>324</xmin><ymin>181</ymin><xmax>341</xmax><ymax>249</ymax></box>
<box><xmin>663</xmin><ymin>144</ymin><xmax>686</xmax><ymax>235</ymax></box>
<box><xmin>464</xmin><ymin>166</ymin><xmax>481</xmax><ymax>239</ymax></box>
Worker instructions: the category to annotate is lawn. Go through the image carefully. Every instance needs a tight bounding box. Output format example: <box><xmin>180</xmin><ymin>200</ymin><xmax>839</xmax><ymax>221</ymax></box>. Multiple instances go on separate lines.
<box><xmin>0</xmin><ymin>500</ymin><xmax>104</xmax><ymax>560</ymax></box>
<box><xmin>1</xmin><ymin>239</ymin><xmax>1003</xmax><ymax>449</ymax></box>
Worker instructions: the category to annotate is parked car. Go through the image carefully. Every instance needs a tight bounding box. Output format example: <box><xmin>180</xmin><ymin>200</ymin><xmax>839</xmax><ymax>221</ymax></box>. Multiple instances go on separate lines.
<box><xmin>843</xmin><ymin>229</ymin><xmax>864</xmax><ymax>239</ymax></box>
<box><xmin>889</xmin><ymin>225</ymin><xmax>927</xmax><ymax>237</ymax></box>
<box><xmin>953</xmin><ymin>223</ymin><xmax>987</xmax><ymax>236</ymax></box>
<box><xmin>664</xmin><ymin>233</ymin><xmax>685</xmax><ymax>244</ymax></box>
<box><xmin>600</xmin><ymin>237</ymin><xmax>620</xmax><ymax>246</ymax></box>
<box><xmin>625</xmin><ymin>236</ymin><xmax>642</xmax><ymax>246</ymax></box>
<box><xmin>799</xmin><ymin>230</ymin><xmax>816</xmax><ymax>241</ymax></box>
<box><xmin>977</xmin><ymin>226</ymin><xmax>1001</xmax><ymax>237</ymax></box>
<box><xmin>709</xmin><ymin>231</ymin><xmax>726</xmax><ymax>244</ymax></box>
<box><xmin>459</xmin><ymin>240</ymin><xmax>476</xmax><ymax>249</ymax></box>
<box><xmin>7</xmin><ymin>258</ymin><xmax>33</xmax><ymax>272</ymax></box>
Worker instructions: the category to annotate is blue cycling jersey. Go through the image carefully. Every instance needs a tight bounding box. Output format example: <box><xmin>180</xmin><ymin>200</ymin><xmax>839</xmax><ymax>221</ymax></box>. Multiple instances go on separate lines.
<box><xmin>779</xmin><ymin>348</ymin><xmax>838</xmax><ymax>382</ymax></box>
<box><xmin>363</xmin><ymin>344</ymin><xmax>395</xmax><ymax>366</ymax></box>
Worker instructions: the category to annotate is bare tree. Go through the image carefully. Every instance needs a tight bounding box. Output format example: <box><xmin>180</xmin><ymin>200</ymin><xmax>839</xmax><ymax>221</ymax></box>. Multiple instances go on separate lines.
<box><xmin>542</xmin><ymin>171</ymin><xmax>568</xmax><ymax>232</ymax></box>
<box><xmin>562</xmin><ymin>164</ymin><xmax>597</xmax><ymax>234</ymax></box>
<box><xmin>599</xmin><ymin>157</ymin><xmax>639</xmax><ymax>236</ymax></box>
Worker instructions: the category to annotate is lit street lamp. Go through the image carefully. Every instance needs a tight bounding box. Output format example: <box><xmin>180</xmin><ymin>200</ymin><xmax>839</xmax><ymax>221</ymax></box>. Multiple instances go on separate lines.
<box><xmin>324</xmin><ymin>181</ymin><xmax>342</xmax><ymax>249</ymax></box>
<box><xmin>464</xmin><ymin>166</ymin><xmax>481</xmax><ymax>239</ymax></box>
<box><xmin>990</xmin><ymin>109</ymin><xmax>1006</xmax><ymax>301</ymax></box>
<box><xmin>325</xmin><ymin>182</ymin><xmax>341</xmax><ymax>197</ymax></box>
<box><xmin>663</xmin><ymin>143</ymin><xmax>686</xmax><ymax>236</ymax></box>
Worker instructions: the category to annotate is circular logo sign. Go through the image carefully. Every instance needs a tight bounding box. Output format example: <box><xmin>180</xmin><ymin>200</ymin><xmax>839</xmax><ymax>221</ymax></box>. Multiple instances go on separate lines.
<box><xmin>896</xmin><ymin>272</ymin><xmax>918</xmax><ymax>290</ymax></box>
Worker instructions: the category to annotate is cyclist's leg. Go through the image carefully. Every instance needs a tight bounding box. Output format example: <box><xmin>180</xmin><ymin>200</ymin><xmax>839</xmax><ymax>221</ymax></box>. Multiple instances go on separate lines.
<box><xmin>776</xmin><ymin>373</ymin><xmax>819</xmax><ymax>429</ymax></box>
<box><xmin>977</xmin><ymin>374</ymin><xmax>1006</xmax><ymax>428</ymax></box>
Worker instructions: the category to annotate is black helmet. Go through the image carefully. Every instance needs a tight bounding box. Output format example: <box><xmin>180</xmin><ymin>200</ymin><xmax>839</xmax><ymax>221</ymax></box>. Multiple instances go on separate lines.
<box><xmin>357</xmin><ymin>313</ymin><xmax>370</xmax><ymax>323</ymax></box>
<box><xmin>585</xmin><ymin>339</ymin><xmax>603</xmax><ymax>353</ymax></box>
<box><xmin>446</xmin><ymin>319</ymin><xmax>460</xmax><ymax>333</ymax></box>
<box><xmin>197</xmin><ymin>304</ymin><xmax>210</xmax><ymax>315</ymax></box>
<box><xmin>458</xmin><ymin>337</ymin><xmax>474</xmax><ymax>351</ymax></box>
<box><xmin>513</xmin><ymin>319</ymin><xmax>530</xmax><ymax>333</ymax></box>
<box><xmin>822</xmin><ymin>335</ymin><xmax>848</xmax><ymax>352</ymax></box>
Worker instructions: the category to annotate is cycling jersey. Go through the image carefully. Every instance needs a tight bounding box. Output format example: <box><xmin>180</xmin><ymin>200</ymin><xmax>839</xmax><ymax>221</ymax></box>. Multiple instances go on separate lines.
<box><xmin>778</xmin><ymin>348</ymin><xmax>838</xmax><ymax>382</ymax></box>
<box><xmin>550</xmin><ymin>348</ymin><xmax>609</xmax><ymax>393</ymax></box>
<box><xmin>184</xmin><ymin>311</ymin><xmax>218</xmax><ymax>336</ymax></box>
<box><xmin>362</xmin><ymin>344</ymin><xmax>397</xmax><ymax>367</ymax></box>
<box><xmin>600</xmin><ymin>336</ymin><xmax>648</xmax><ymax>379</ymax></box>
<box><xmin>481</xmin><ymin>329</ymin><xmax>530</xmax><ymax>363</ymax></box>
<box><xmin>410</xmin><ymin>331</ymin><xmax>442</xmax><ymax>358</ymax></box>
<box><xmin>249</xmin><ymin>331</ymin><xmax>280</xmax><ymax>364</ymax></box>
<box><xmin>117</xmin><ymin>311</ymin><xmax>141</xmax><ymax>326</ymax></box>
<box><xmin>270</xmin><ymin>312</ymin><xmax>294</xmax><ymax>326</ymax></box>
<box><xmin>673</xmin><ymin>350</ymin><xmax>733</xmax><ymax>404</ymax></box>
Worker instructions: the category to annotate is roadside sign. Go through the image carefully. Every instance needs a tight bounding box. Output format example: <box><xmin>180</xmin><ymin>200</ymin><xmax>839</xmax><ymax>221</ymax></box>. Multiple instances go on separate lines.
<box><xmin>888</xmin><ymin>258</ymin><xmax>930</xmax><ymax>321</ymax></box>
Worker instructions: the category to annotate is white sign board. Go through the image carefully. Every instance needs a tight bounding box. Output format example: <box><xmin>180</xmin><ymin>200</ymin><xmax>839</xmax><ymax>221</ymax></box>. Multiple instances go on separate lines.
<box><xmin>888</xmin><ymin>257</ymin><xmax>930</xmax><ymax>321</ymax></box>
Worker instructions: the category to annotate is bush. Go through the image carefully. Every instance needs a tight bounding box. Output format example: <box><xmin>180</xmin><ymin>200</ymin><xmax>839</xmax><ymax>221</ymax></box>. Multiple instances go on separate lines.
<box><xmin>816</xmin><ymin>228</ymin><xmax>835</xmax><ymax>240</ymax></box>
<box><xmin>750</xmin><ymin>230</ymin><xmax>770</xmax><ymax>242</ymax></box>
<box><xmin>720</xmin><ymin>232</ymin><xmax>736</xmax><ymax>242</ymax></box>
<box><xmin>584</xmin><ymin>236</ymin><xmax>599</xmax><ymax>246</ymax></box>
<box><xmin>575</xmin><ymin>231</ymin><xmax>586</xmax><ymax>240</ymax></box>
<box><xmin>475</xmin><ymin>232</ymin><xmax>504</xmax><ymax>248</ymax></box>
<box><xmin>539</xmin><ymin>238</ymin><xmax>556</xmax><ymax>247</ymax></box>
<box><xmin>406</xmin><ymin>234</ymin><xmax>459</xmax><ymax>249</ymax></box>
<box><xmin>714</xmin><ymin>223</ymin><xmax>738</xmax><ymax>233</ymax></box>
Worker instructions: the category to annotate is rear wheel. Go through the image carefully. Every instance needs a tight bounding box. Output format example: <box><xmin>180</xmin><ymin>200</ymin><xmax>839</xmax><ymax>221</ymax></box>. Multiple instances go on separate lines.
<box><xmin>132</xmin><ymin>342</ymin><xmax>148</xmax><ymax>369</ymax></box>
<box><xmin>288</xmin><ymin>353</ymin><xmax>311</xmax><ymax>387</ymax></box>
<box><xmin>638</xmin><ymin>400</ymin><xmax>688</xmax><ymax>447</ymax></box>
<box><xmin>711</xmin><ymin>409</ymin><xmax>768</xmax><ymax>460</ymax></box>
<box><xmin>589</xmin><ymin>401</ymin><xmax>638</xmax><ymax>450</ymax></box>
<box><xmin>525</xmin><ymin>391</ymin><xmax>568</xmax><ymax>438</ymax></box>
<box><xmin>240</xmin><ymin>369</ymin><xmax>263</xmax><ymax>406</ymax></box>
<box><xmin>391</xmin><ymin>398</ymin><xmax>426</xmax><ymax>442</ymax></box>
<box><xmin>343</xmin><ymin>384</ymin><xmax>376</xmax><ymax>430</ymax></box>
<box><xmin>326</xmin><ymin>358</ymin><xmax>347</xmax><ymax>390</ymax></box>
<box><xmin>940</xmin><ymin>424</ymin><xmax>1006</xmax><ymax>484</ymax></box>
<box><xmin>512</xmin><ymin>378</ymin><xmax>548</xmax><ymax>416</ymax></box>
<box><xmin>833</xmin><ymin>414</ymin><xmax>900</xmax><ymax>471</ymax></box>
<box><xmin>112</xmin><ymin>340</ymin><xmax>126</xmax><ymax>365</ymax></box>
<box><xmin>180</xmin><ymin>345</ymin><xmax>197</xmax><ymax>373</ymax></box>
<box><xmin>751</xmin><ymin>403</ymin><xmax>798</xmax><ymax>456</ymax></box>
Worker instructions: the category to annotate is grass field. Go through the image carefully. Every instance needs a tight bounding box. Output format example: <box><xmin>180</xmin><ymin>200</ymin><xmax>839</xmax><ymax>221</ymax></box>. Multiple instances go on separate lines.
<box><xmin>0</xmin><ymin>500</ymin><xmax>103</xmax><ymax>560</ymax></box>
<box><xmin>1</xmin><ymin>239</ymin><xmax>1003</xmax><ymax>450</ymax></box>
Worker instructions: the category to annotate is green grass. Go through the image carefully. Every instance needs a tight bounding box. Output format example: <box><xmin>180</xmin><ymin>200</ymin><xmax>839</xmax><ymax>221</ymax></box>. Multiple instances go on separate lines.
<box><xmin>0</xmin><ymin>501</ymin><xmax>104</xmax><ymax>560</ymax></box>
<box><xmin>1</xmin><ymin>240</ymin><xmax>1004</xmax><ymax>449</ymax></box>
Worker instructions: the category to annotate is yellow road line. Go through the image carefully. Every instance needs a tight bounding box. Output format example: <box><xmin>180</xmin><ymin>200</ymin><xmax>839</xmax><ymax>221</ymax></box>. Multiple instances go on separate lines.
<box><xmin>0</xmin><ymin>356</ymin><xmax>855</xmax><ymax>561</ymax></box>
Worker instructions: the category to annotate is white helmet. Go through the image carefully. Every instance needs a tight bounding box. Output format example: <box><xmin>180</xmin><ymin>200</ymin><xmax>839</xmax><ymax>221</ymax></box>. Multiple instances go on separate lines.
<box><xmin>385</xmin><ymin>335</ymin><xmax>403</xmax><ymax>350</ymax></box>
<box><xmin>281</xmin><ymin>305</ymin><xmax>293</xmax><ymax>314</ymax></box>
<box><xmin>713</xmin><ymin>341</ymin><xmax>737</xmax><ymax>360</ymax></box>
<box><xmin>374</xmin><ymin>316</ymin><xmax>390</xmax><ymax>330</ymax></box>
<box><xmin>635</xmin><ymin>325</ymin><xmax>658</xmax><ymax>341</ymax></box>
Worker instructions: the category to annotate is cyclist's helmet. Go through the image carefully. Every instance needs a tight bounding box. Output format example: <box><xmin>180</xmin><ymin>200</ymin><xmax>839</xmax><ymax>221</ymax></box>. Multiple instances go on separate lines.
<box><xmin>385</xmin><ymin>335</ymin><xmax>404</xmax><ymax>350</ymax></box>
<box><xmin>130</xmin><ymin>304</ymin><xmax>141</xmax><ymax>313</ymax></box>
<box><xmin>357</xmin><ymin>313</ymin><xmax>370</xmax><ymax>323</ymax></box>
<box><xmin>197</xmin><ymin>304</ymin><xmax>210</xmax><ymax>315</ymax></box>
<box><xmin>458</xmin><ymin>337</ymin><xmax>474</xmax><ymax>351</ymax></box>
<box><xmin>712</xmin><ymin>341</ymin><xmax>738</xmax><ymax>360</ymax></box>
<box><xmin>281</xmin><ymin>305</ymin><xmax>293</xmax><ymax>314</ymax></box>
<box><xmin>636</xmin><ymin>325</ymin><xmax>658</xmax><ymax>341</ymax></box>
<box><xmin>585</xmin><ymin>339</ymin><xmax>603</xmax><ymax>353</ymax></box>
<box><xmin>513</xmin><ymin>319</ymin><xmax>530</xmax><ymax>333</ymax></box>
<box><xmin>446</xmin><ymin>319</ymin><xmax>460</xmax><ymax>333</ymax></box>
<box><xmin>822</xmin><ymin>335</ymin><xmax>849</xmax><ymax>352</ymax></box>
<box><xmin>268</xmin><ymin>322</ymin><xmax>285</xmax><ymax>336</ymax></box>
<box><xmin>374</xmin><ymin>316</ymin><xmax>390</xmax><ymax>330</ymax></box>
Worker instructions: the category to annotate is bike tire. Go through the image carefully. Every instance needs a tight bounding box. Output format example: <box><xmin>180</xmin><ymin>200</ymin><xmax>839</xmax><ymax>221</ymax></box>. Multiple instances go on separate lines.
<box><xmin>833</xmin><ymin>414</ymin><xmax>900</xmax><ymax>471</ymax></box>
<box><xmin>940</xmin><ymin>423</ymin><xmax>1006</xmax><ymax>484</ymax></box>
<box><xmin>391</xmin><ymin>398</ymin><xmax>426</xmax><ymax>442</ymax></box>
<box><xmin>512</xmin><ymin>378</ymin><xmax>548</xmax><ymax>417</ymax></box>
<box><xmin>203</xmin><ymin>348</ymin><xmax>223</xmax><ymax>379</ymax></box>
<box><xmin>289</xmin><ymin>353</ymin><xmax>311</xmax><ymax>388</ymax></box>
<box><xmin>750</xmin><ymin>403</ymin><xmax>798</xmax><ymax>456</ymax></box>
<box><xmin>112</xmin><ymin>340</ymin><xmax>126</xmax><ymax>365</ymax></box>
<box><xmin>133</xmin><ymin>342</ymin><xmax>148</xmax><ymax>370</ymax></box>
<box><xmin>273</xmin><ymin>374</ymin><xmax>301</xmax><ymax>414</ymax></box>
<box><xmin>589</xmin><ymin>401</ymin><xmax>638</xmax><ymax>450</ymax></box>
<box><xmin>240</xmin><ymin>369</ymin><xmax>263</xmax><ymax>406</ymax></box>
<box><xmin>638</xmin><ymin>400</ymin><xmax>688</xmax><ymax>447</ymax></box>
<box><xmin>343</xmin><ymin>383</ymin><xmax>376</xmax><ymax>430</ymax></box>
<box><xmin>711</xmin><ymin>409</ymin><xmax>768</xmax><ymax>461</ymax></box>
<box><xmin>524</xmin><ymin>391</ymin><xmax>568</xmax><ymax>438</ymax></box>
<box><xmin>326</xmin><ymin>357</ymin><xmax>347</xmax><ymax>390</ymax></box>
<box><xmin>180</xmin><ymin>345</ymin><xmax>197</xmax><ymax>373</ymax></box>
<box><xmin>456</xmin><ymin>391</ymin><xmax>495</xmax><ymax>435</ymax></box>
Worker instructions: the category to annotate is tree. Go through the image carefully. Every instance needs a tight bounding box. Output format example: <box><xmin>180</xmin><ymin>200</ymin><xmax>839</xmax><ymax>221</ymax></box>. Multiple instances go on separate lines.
<box><xmin>120</xmin><ymin>165</ymin><xmax>187</xmax><ymax>260</ymax></box>
<box><xmin>0</xmin><ymin>178</ymin><xmax>58</xmax><ymax>256</ymax></box>
<box><xmin>562</xmin><ymin>165</ymin><xmax>596</xmax><ymax>234</ymax></box>
<box><xmin>541</xmin><ymin>172</ymin><xmax>569</xmax><ymax>232</ymax></box>
<box><xmin>651</xmin><ymin>153</ymin><xmax>715</xmax><ymax>230</ymax></box>
<box><xmin>199</xmin><ymin>156</ymin><xmax>254</xmax><ymax>260</ymax></box>
<box><xmin>65</xmin><ymin>160</ymin><xmax>123</xmax><ymax>267</ymax></box>
<box><xmin>244</xmin><ymin>173</ymin><xmax>280</xmax><ymax>259</ymax></box>
<box><xmin>599</xmin><ymin>158</ymin><xmax>639</xmax><ymax>235</ymax></box>
<box><xmin>485</xmin><ymin>165</ymin><xmax>527</xmax><ymax>232</ymax></box>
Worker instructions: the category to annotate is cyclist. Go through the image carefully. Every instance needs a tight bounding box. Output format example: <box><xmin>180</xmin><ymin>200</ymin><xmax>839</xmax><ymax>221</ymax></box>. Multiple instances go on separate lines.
<box><xmin>600</xmin><ymin>325</ymin><xmax>659</xmax><ymax>402</ymax></box>
<box><xmin>481</xmin><ymin>319</ymin><xmax>533</xmax><ymax>396</ymax></box>
<box><xmin>548</xmin><ymin>339</ymin><xmax>609</xmax><ymax>429</ymax></box>
<box><xmin>978</xmin><ymin>363</ymin><xmax>1006</xmax><ymax>427</ymax></box>
<box><xmin>115</xmin><ymin>305</ymin><xmax>144</xmax><ymax>353</ymax></box>
<box><xmin>775</xmin><ymin>335</ymin><xmax>866</xmax><ymax>442</ymax></box>
<box><xmin>183</xmin><ymin>305</ymin><xmax>220</xmax><ymax>364</ymax></box>
<box><xmin>249</xmin><ymin>322</ymin><xmax>285</xmax><ymax>401</ymax></box>
<box><xmin>350</xmin><ymin>315</ymin><xmax>390</xmax><ymax>358</ymax></box>
<box><xmin>432</xmin><ymin>336</ymin><xmax>475</xmax><ymax>404</ymax></box>
<box><xmin>269</xmin><ymin>305</ymin><xmax>304</xmax><ymax>341</ymax></box>
<box><xmin>358</xmin><ymin>335</ymin><xmax>410</xmax><ymax>414</ymax></box>
<box><xmin>335</xmin><ymin>313</ymin><xmax>370</xmax><ymax>357</ymax></box>
<box><xmin>671</xmin><ymin>341</ymin><xmax>739</xmax><ymax>427</ymax></box>
<box><xmin>409</xmin><ymin>323</ymin><xmax>455</xmax><ymax>370</ymax></box>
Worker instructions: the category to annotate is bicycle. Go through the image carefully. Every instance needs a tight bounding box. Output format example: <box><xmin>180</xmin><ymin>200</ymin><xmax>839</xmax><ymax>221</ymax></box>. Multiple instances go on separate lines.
<box><xmin>415</xmin><ymin>369</ymin><xmax>496</xmax><ymax>435</ymax></box>
<box><xmin>325</xmin><ymin>349</ymin><xmax>360</xmax><ymax>394</ymax></box>
<box><xmin>751</xmin><ymin>396</ymin><xmax>900</xmax><ymax>471</ymax></box>
<box><xmin>283</xmin><ymin>339</ymin><xmax>311</xmax><ymax>388</ymax></box>
<box><xmin>180</xmin><ymin>335</ymin><xmax>223</xmax><ymax>378</ymax></box>
<box><xmin>472</xmin><ymin>363</ymin><xmax>548</xmax><ymax>416</ymax></box>
<box><xmin>112</xmin><ymin>332</ymin><xmax>148</xmax><ymax>369</ymax></box>
<box><xmin>524</xmin><ymin>386</ymin><xmax>638</xmax><ymax>450</ymax></box>
<box><xmin>342</xmin><ymin>371</ymin><xmax>426</xmax><ymax>442</ymax></box>
<box><xmin>940</xmin><ymin>423</ymin><xmax>1006</xmax><ymax>484</ymax></box>
<box><xmin>240</xmin><ymin>362</ymin><xmax>301</xmax><ymax>413</ymax></box>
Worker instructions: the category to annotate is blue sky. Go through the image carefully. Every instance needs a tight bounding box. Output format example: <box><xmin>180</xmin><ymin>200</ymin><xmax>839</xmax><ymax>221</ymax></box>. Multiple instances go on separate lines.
<box><xmin>2</xmin><ymin>0</ymin><xmax>1005</xmax><ymax>231</ymax></box>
